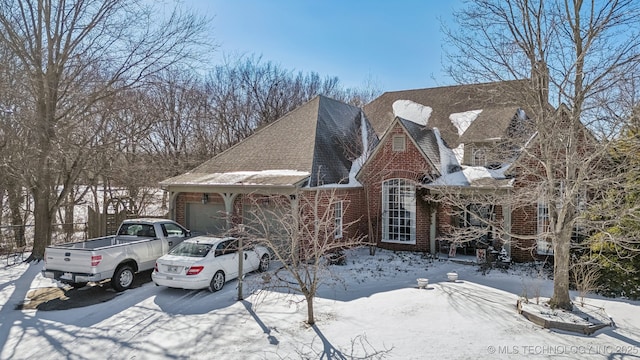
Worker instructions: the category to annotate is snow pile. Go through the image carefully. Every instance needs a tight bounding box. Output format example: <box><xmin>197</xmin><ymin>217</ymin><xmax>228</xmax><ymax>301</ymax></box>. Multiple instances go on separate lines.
<box><xmin>450</xmin><ymin>109</ymin><xmax>482</xmax><ymax>136</ymax></box>
<box><xmin>392</xmin><ymin>100</ymin><xmax>432</xmax><ymax>126</ymax></box>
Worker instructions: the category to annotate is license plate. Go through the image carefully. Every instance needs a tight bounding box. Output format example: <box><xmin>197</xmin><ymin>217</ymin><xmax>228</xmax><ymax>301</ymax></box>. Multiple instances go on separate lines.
<box><xmin>61</xmin><ymin>272</ymin><xmax>73</xmax><ymax>280</ymax></box>
<box><xmin>167</xmin><ymin>266</ymin><xmax>179</xmax><ymax>273</ymax></box>
<box><xmin>166</xmin><ymin>276</ymin><xmax>173</xmax><ymax>280</ymax></box>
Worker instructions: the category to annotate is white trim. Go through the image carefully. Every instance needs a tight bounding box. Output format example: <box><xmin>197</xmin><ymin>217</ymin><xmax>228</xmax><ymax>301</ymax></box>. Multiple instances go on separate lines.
<box><xmin>382</xmin><ymin>179</ymin><xmax>416</xmax><ymax>244</ymax></box>
<box><xmin>536</xmin><ymin>201</ymin><xmax>553</xmax><ymax>255</ymax></box>
<box><xmin>392</xmin><ymin>135</ymin><xmax>406</xmax><ymax>152</ymax></box>
<box><xmin>334</xmin><ymin>201</ymin><xmax>343</xmax><ymax>239</ymax></box>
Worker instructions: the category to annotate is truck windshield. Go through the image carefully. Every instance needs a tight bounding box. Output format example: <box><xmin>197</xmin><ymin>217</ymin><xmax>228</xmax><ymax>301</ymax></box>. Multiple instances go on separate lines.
<box><xmin>169</xmin><ymin>242</ymin><xmax>213</xmax><ymax>257</ymax></box>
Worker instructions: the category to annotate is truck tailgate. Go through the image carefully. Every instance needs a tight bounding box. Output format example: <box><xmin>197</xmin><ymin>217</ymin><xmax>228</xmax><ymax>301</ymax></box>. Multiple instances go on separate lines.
<box><xmin>44</xmin><ymin>247</ymin><xmax>97</xmax><ymax>274</ymax></box>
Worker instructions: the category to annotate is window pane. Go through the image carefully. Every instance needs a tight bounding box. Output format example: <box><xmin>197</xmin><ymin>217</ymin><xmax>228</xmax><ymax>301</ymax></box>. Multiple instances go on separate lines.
<box><xmin>334</xmin><ymin>201</ymin><xmax>343</xmax><ymax>239</ymax></box>
<box><xmin>382</xmin><ymin>179</ymin><xmax>416</xmax><ymax>243</ymax></box>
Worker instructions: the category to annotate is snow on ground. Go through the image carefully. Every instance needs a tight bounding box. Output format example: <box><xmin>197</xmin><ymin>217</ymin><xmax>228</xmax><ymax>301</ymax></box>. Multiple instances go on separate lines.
<box><xmin>1</xmin><ymin>248</ymin><xmax>640</xmax><ymax>359</ymax></box>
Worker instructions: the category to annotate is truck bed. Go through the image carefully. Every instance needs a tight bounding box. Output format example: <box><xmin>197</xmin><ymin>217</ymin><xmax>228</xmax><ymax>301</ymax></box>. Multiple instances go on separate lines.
<box><xmin>49</xmin><ymin>235</ymin><xmax>153</xmax><ymax>250</ymax></box>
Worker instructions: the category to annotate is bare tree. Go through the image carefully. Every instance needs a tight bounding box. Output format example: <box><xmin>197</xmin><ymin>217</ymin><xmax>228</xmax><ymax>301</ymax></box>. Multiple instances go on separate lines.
<box><xmin>0</xmin><ymin>43</ymin><xmax>30</xmax><ymax>249</ymax></box>
<box><xmin>0</xmin><ymin>0</ymin><xmax>211</xmax><ymax>260</ymax></box>
<box><xmin>238</xmin><ymin>189</ymin><xmax>367</xmax><ymax>325</ymax></box>
<box><xmin>204</xmin><ymin>54</ymin><xmax>381</xmax><ymax>154</ymax></box>
<box><xmin>442</xmin><ymin>0</ymin><xmax>640</xmax><ymax>309</ymax></box>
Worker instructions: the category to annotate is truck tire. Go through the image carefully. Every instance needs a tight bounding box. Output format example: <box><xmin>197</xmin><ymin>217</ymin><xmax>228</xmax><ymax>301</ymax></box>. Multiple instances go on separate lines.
<box><xmin>112</xmin><ymin>265</ymin><xmax>135</xmax><ymax>292</ymax></box>
<box><xmin>208</xmin><ymin>271</ymin><xmax>225</xmax><ymax>292</ymax></box>
<box><xmin>258</xmin><ymin>254</ymin><xmax>270</xmax><ymax>272</ymax></box>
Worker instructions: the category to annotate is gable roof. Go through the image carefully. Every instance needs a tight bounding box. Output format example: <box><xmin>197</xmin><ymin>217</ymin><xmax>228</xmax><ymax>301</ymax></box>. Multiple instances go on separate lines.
<box><xmin>399</xmin><ymin>117</ymin><xmax>442</xmax><ymax>174</ymax></box>
<box><xmin>161</xmin><ymin>95</ymin><xmax>374</xmax><ymax>189</ymax></box>
<box><xmin>363</xmin><ymin>80</ymin><xmax>530</xmax><ymax>147</ymax></box>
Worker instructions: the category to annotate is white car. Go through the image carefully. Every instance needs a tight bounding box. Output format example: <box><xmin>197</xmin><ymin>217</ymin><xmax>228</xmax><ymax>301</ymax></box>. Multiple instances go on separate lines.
<box><xmin>152</xmin><ymin>236</ymin><xmax>270</xmax><ymax>292</ymax></box>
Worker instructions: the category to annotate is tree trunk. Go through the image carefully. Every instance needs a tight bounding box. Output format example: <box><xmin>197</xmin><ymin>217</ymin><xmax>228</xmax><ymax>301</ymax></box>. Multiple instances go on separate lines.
<box><xmin>28</xmin><ymin>187</ymin><xmax>53</xmax><ymax>261</ymax></box>
<box><xmin>305</xmin><ymin>293</ymin><xmax>315</xmax><ymax>325</ymax></box>
<box><xmin>64</xmin><ymin>188</ymin><xmax>75</xmax><ymax>242</ymax></box>
<box><xmin>549</xmin><ymin>231</ymin><xmax>572</xmax><ymax>310</ymax></box>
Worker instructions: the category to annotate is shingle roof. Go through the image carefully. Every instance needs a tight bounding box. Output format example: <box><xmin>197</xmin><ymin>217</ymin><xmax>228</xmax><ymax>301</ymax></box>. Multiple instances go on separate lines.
<box><xmin>161</xmin><ymin>95</ymin><xmax>374</xmax><ymax>188</ymax></box>
<box><xmin>363</xmin><ymin>80</ymin><xmax>530</xmax><ymax>147</ymax></box>
<box><xmin>398</xmin><ymin>118</ymin><xmax>442</xmax><ymax>175</ymax></box>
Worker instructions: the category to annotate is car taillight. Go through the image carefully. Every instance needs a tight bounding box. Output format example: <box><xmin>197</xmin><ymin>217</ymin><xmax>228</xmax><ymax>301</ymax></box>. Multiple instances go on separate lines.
<box><xmin>91</xmin><ymin>255</ymin><xmax>102</xmax><ymax>267</ymax></box>
<box><xmin>186</xmin><ymin>266</ymin><xmax>204</xmax><ymax>275</ymax></box>
<box><xmin>154</xmin><ymin>262</ymin><xmax>158</xmax><ymax>272</ymax></box>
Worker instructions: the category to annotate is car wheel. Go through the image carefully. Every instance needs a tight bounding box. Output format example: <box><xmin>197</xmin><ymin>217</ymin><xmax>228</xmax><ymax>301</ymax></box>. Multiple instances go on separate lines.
<box><xmin>258</xmin><ymin>254</ymin><xmax>270</xmax><ymax>272</ymax></box>
<box><xmin>209</xmin><ymin>271</ymin><xmax>225</xmax><ymax>292</ymax></box>
<box><xmin>112</xmin><ymin>265</ymin><xmax>135</xmax><ymax>292</ymax></box>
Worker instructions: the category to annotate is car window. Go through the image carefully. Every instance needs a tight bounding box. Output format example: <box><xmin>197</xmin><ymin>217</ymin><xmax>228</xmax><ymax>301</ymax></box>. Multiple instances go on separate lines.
<box><xmin>162</xmin><ymin>223</ymin><xmax>186</xmax><ymax>237</ymax></box>
<box><xmin>136</xmin><ymin>224</ymin><xmax>156</xmax><ymax>237</ymax></box>
<box><xmin>214</xmin><ymin>239</ymin><xmax>238</xmax><ymax>256</ymax></box>
<box><xmin>169</xmin><ymin>242</ymin><xmax>213</xmax><ymax>257</ymax></box>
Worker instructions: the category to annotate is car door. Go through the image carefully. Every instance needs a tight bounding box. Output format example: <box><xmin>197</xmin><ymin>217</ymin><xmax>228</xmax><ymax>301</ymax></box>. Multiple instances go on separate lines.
<box><xmin>242</xmin><ymin>244</ymin><xmax>261</xmax><ymax>273</ymax></box>
<box><xmin>214</xmin><ymin>240</ymin><xmax>239</xmax><ymax>280</ymax></box>
<box><xmin>161</xmin><ymin>222</ymin><xmax>190</xmax><ymax>250</ymax></box>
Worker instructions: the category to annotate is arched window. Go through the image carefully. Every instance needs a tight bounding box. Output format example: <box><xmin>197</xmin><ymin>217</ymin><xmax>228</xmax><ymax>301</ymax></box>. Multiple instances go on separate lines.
<box><xmin>473</xmin><ymin>148</ymin><xmax>486</xmax><ymax>166</ymax></box>
<box><xmin>382</xmin><ymin>179</ymin><xmax>416</xmax><ymax>244</ymax></box>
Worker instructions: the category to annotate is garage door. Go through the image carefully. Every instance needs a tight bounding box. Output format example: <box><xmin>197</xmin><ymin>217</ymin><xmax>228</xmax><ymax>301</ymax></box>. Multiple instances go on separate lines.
<box><xmin>186</xmin><ymin>203</ymin><xmax>227</xmax><ymax>235</ymax></box>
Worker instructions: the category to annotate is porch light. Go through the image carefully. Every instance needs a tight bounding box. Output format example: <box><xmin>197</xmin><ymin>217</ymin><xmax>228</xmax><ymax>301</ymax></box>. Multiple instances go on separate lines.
<box><xmin>201</xmin><ymin>193</ymin><xmax>209</xmax><ymax>204</ymax></box>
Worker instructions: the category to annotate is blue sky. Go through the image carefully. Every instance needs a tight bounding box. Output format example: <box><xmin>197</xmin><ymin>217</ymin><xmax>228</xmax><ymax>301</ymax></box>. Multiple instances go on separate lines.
<box><xmin>189</xmin><ymin>0</ymin><xmax>464</xmax><ymax>92</ymax></box>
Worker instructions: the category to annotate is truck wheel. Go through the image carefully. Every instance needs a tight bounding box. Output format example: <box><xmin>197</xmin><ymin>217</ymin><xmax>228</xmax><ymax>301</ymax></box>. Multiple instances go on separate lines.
<box><xmin>258</xmin><ymin>254</ymin><xmax>270</xmax><ymax>272</ymax></box>
<box><xmin>208</xmin><ymin>271</ymin><xmax>225</xmax><ymax>292</ymax></box>
<box><xmin>112</xmin><ymin>265</ymin><xmax>134</xmax><ymax>292</ymax></box>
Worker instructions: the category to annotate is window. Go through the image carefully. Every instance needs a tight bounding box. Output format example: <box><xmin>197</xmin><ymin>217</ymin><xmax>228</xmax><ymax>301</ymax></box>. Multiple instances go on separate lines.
<box><xmin>162</xmin><ymin>222</ymin><xmax>186</xmax><ymax>237</ymax></box>
<box><xmin>467</xmin><ymin>204</ymin><xmax>490</xmax><ymax>227</ymax></box>
<box><xmin>169</xmin><ymin>242</ymin><xmax>213</xmax><ymax>257</ymax></box>
<box><xmin>382</xmin><ymin>179</ymin><xmax>416</xmax><ymax>243</ymax></box>
<box><xmin>392</xmin><ymin>135</ymin><xmax>406</xmax><ymax>152</ymax></box>
<box><xmin>215</xmin><ymin>239</ymin><xmax>238</xmax><ymax>256</ymax></box>
<box><xmin>334</xmin><ymin>201</ymin><xmax>343</xmax><ymax>239</ymax></box>
<box><xmin>537</xmin><ymin>201</ymin><xmax>553</xmax><ymax>255</ymax></box>
<box><xmin>472</xmin><ymin>148</ymin><xmax>486</xmax><ymax>166</ymax></box>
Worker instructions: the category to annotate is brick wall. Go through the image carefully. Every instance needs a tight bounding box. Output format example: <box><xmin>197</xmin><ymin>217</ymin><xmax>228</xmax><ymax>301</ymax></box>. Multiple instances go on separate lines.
<box><xmin>358</xmin><ymin>123</ymin><xmax>435</xmax><ymax>253</ymax></box>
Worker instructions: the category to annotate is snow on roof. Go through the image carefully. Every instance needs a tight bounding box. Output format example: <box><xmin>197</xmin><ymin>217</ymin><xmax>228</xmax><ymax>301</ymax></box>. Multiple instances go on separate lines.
<box><xmin>346</xmin><ymin>111</ymin><xmax>370</xmax><ymax>187</ymax></box>
<box><xmin>392</xmin><ymin>100</ymin><xmax>432</xmax><ymax>126</ymax></box>
<box><xmin>430</xmin><ymin>164</ymin><xmax>510</xmax><ymax>186</ymax></box>
<box><xmin>450</xmin><ymin>109</ymin><xmax>483</xmax><ymax>136</ymax></box>
<box><xmin>452</xmin><ymin>144</ymin><xmax>464</xmax><ymax>164</ymax></box>
<box><xmin>433</xmin><ymin>128</ymin><xmax>460</xmax><ymax>175</ymax></box>
<box><xmin>172</xmin><ymin>170</ymin><xmax>310</xmax><ymax>186</ymax></box>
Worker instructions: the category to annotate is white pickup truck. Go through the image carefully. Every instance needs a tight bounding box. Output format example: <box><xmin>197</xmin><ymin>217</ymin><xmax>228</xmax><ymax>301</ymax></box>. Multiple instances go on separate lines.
<box><xmin>42</xmin><ymin>218</ymin><xmax>192</xmax><ymax>291</ymax></box>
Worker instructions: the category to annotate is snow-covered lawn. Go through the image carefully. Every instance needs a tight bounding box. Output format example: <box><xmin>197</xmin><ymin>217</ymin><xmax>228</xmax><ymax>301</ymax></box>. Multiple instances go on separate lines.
<box><xmin>1</xmin><ymin>248</ymin><xmax>639</xmax><ymax>359</ymax></box>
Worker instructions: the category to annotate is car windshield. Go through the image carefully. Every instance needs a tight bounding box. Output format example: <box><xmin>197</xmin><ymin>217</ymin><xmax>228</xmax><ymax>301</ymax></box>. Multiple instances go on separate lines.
<box><xmin>169</xmin><ymin>242</ymin><xmax>213</xmax><ymax>257</ymax></box>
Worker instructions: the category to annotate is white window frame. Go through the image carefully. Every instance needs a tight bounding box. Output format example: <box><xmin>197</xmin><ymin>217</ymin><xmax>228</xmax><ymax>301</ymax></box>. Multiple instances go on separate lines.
<box><xmin>537</xmin><ymin>201</ymin><xmax>553</xmax><ymax>255</ymax></box>
<box><xmin>472</xmin><ymin>148</ymin><xmax>487</xmax><ymax>166</ymax></box>
<box><xmin>382</xmin><ymin>178</ymin><xmax>416</xmax><ymax>244</ymax></box>
<box><xmin>334</xmin><ymin>201</ymin><xmax>343</xmax><ymax>239</ymax></box>
<box><xmin>392</xmin><ymin>135</ymin><xmax>406</xmax><ymax>152</ymax></box>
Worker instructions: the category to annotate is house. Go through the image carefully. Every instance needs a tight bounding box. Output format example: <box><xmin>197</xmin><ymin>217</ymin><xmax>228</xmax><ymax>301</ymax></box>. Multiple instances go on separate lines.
<box><xmin>160</xmin><ymin>80</ymin><xmax>571</xmax><ymax>262</ymax></box>
<box><xmin>159</xmin><ymin>95</ymin><xmax>373</xmax><ymax>242</ymax></box>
